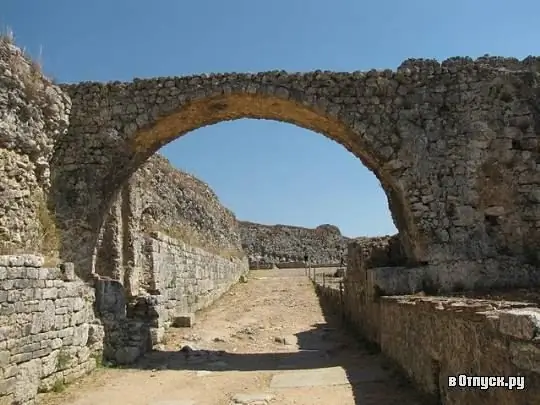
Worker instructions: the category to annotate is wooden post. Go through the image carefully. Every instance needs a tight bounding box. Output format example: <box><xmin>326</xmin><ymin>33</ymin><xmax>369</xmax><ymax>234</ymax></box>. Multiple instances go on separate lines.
<box><xmin>323</xmin><ymin>273</ymin><xmax>326</xmax><ymax>287</ymax></box>
<box><xmin>339</xmin><ymin>280</ymin><xmax>345</xmax><ymax>320</ymax></box>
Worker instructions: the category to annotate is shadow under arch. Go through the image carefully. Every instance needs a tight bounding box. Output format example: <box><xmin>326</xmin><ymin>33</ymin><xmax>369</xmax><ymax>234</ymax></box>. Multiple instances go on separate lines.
<box><xmin>92</xmin><ymin>91</ymin><xmax>424</xmax><ymax>274</ymax></box>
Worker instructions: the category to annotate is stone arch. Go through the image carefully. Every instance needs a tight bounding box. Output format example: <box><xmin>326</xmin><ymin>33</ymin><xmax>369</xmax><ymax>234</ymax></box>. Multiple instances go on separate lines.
<box><xmin>52</xmin><ymin>58</ymin><xmax>540</xmax><ymax>283</ymax></box>
<box><xmin>127</xmin><ymin>91</ymin><xmax>417</xmax><ymax>252</ymax></box>
<box><xmin>52</xmin><ymin>74</ymin><xmax>427</xmax><ymax>278</ymax></box>
<box><xmin>32</xmin><ymin>56</ymin><xmax>540</xmax><ymax>291</ymax></box>
<box><xmin>133</xmin><ymin>98</ymin><xmax>420</xmax><ymax>255</ymax></box>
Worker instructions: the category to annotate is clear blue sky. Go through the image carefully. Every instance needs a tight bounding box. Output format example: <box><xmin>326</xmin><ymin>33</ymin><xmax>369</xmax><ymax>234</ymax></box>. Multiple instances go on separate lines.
<box><xmin>3</xmin><ymin>1</ymin><xmax>539</xmax><ymax>237</ymax></box>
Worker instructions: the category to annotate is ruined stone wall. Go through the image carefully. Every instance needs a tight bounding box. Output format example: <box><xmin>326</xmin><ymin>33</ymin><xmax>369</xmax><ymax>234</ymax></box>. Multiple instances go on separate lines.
<box><xmin>55</xmin><ymin>56</ymin><xmax>540</xmax><ymax>290</ymax></box>
<box><xmin>379</xmin><ymin>297</ymin><xmax>540</xmax><ymax>405</ymax></box>
<box><xmin>315</xmin><ymin>283</ymin><xmax>540</xmax><ymax>405</ymax></box>
<box><xmin>92</xmin><ymin>232</ymin><xmax>248</xmax><ymax>366</ymax></box>
<box><xmin>341</xmin><ymin>235</ymin><xmax>408</xmax><ymax>342</ymax></box>
<box><xmin>128</xmin><ymin>232</ymin><xmax>247</xmax><ymax>327</ymax></box>
<box><xmin>94</xmin><ymin>154</ymin><xmax>245</xmax><ymax>289</ymax></box>
<box><xmin>91</xmin><ymin>158</ymin><xmax>249</xmax><ymax>363</ymax></box>
<box><xmin>0</xmin><ymin>255</ymin><xmax>102</xmax><ymax>405</ymax></box>
<box><xmin>0</xmin><ymin>36</ymin><xmax>70</xmax><ymax>257</ymax></box>
<box><xmin>92</xmin><ymin>276</ymin><xmax>152</xmax><ymax>367</ymax></box>
<box><xmin>239</xmin><ymin>221</ymin><xmax>349</xmax><ymax>268</ymax></box>
<box><xmin>347</xmin><ymin>234</ymin><xmax>407</xmax><ymax>269</ymax></box>
<box><xmin>132</xmin><ymin>155</ymin><xmax>243</xmax><ymax>255</ymax></box>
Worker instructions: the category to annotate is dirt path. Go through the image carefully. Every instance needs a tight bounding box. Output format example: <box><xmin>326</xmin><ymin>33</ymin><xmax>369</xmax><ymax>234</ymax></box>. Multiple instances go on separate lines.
<box><xmin>38</xmin><ymin>268</ymin><xmax>427</xmax><ymax>405</ymax></box>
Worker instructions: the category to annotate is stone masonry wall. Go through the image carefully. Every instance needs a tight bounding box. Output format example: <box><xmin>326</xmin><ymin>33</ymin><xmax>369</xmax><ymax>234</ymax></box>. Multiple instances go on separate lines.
<box><xmin>0</xmin><ymin>36</ymin><xmax>70</xmax><ymax>257</ymax></box>
<box><xmin>91</xmin><ymin>156</ymin><xmax>249</xmax><ymax>365</ymax></box>
<box><xmin>321</xmin><ymin>237</ymin><xmax>540</xmax><ymax>404</ymax></box>
<box><xmin>54</xmin><ymin>56</ymin><xmax>540</xmax><ymax>290</ymax></box>
<box><xmin>239</xmin><ymin>221</ymin><xmax>349</xmax><ymax>268</ymax></box>
<box><xmin>0</xmin><ymin>255</ymin><xmax>102</xmax><ymax>405</ymax></box>
<box><xmin>341</xmin><ymin>235</ymin><xmax>408</xmax><ymax>342</ymax></box>
<box><xmin>315</xmin><ymin>282</ymin><xmax>540</xmax><ymax>405</ymax></box>
<box><xmin>342</xmin><ymin>233</ymin><xmax>540</xmax><ymax>344</ymax></box>
<box><xmin>133</xmin><ymin>155</ymin><xmax>242</xmax><ymax>255</ymax></box>
<box><xmin>128</xmin><ymin>231</ymin><xmax>248</xmax><ymax>330</ymax></box>
<box><xmin>94</xmin><ymin>154</ymin><xmax>245</xmax><ymax>291</ymax></box>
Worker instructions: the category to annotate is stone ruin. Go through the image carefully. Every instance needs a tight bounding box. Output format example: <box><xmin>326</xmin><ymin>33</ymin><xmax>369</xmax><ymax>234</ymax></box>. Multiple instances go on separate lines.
<box><xmin>239</xmin><ymin>221</ymin><xmax>350</xmax><ymax>269</ymax></box>
<box><xmin>54</xmin><ymin>52</ymin><xmax>540</xmax><ymax>292</ymax></box>
<box><xmin>1</xmin><ymin>34</ymin><xmax>540</xmax><ymax>404</ymax></box>
<box><xmin>316</xmin><ymin>234</ymin><xmax>540</xmax><ymax>404</ymax></box>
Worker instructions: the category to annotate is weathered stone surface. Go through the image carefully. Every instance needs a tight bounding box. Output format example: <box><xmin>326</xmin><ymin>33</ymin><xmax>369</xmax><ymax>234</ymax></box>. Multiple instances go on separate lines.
<box><xmin>0</xmin><ymin>37</ymin><xmax>70</xmax><ymax>257</ymax></box>
<box><xmin>3</xmin><ymin>35</ymin><xmax>540</xmax><ymax>405</ymax></box>
<box><xmin>348</xmin><ymin>234</ymin><xmax>407</xmax><ymax>269</ymax></box>
<box><xmin>269</xmin><ymin>366</ymin><xmax>361</xmax><ymax>388</ymax></box>
<box><xmin>239</xmin><ymin>221</ymin><xmax>349</xmax><ymax>268</ymax></box>
<box><xmin>231</xmin><ymin>392</ymin><xmax>275</xmax><ymax>404</ymax></box>
<box><xmin>498</xmin><ymin>308</ymin><xmax>540</xmax><ymax>340</ymax></box>
<box><xmin>316</xmin><ymin>282</ymin><xmax>540</xmax><ymax>405</ymax></box>
<box><xmin>125</xmin><ymin>232</ymin><xmax>247</xmax><ymax>326</ymax></box>
<box><xmin>94</xmin><ymin>153</ymin><xmax>245</xmax><ymax>283</ymax></box>
<box><xmin>90</xmin><ymin>151</ymin><xmax>249</xmax><ymax>334</ymax></box>
<box><xmin>49</xmin><ymin>55</ymin><xmax>540</xmax><ymax>291</ymax></box>
<box><xmin>85</xmin><ymin>150</ymin><xmax>249</xmax><ymax>361</ymax></box>
<box><xmin>171</xmin><ymin>314</ymin><xmax>195</xmax><ymax>328</ymax></box>
<box><xmin>4</xmin><ymin>36</ymin><xmax>540</xmax><ymax>290</ymax></box>
<box><xmin>0</xmin><ymin>255</ymin><xmax>100</xmax><ymax>405</ymax></box>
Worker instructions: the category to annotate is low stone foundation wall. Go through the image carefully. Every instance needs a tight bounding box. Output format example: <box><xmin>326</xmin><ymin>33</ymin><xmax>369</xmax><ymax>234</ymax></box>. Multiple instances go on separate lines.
<box><xmin>347</xmin><ymin>235</ymin><xmax>540</xmax><ymax>297</ymax></box>
<box><xmin>368</xmin><ymin>257</ymin><xmax>540</xmax><ymax>295</ymax></box>
<box><xmin>315</xmin><ymin>282</ymin><xmax>540</xmax><ymax>405</ymax></box>
<box><xmin>0</xmin><ymin>255</ymin><xmax>102</xmax><ymax>405</ymax></box>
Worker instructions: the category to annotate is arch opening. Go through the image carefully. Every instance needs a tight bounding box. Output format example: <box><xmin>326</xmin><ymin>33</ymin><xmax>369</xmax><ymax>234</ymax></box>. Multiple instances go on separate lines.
<box><xmin>91</xmin><ymin>91</ymin><xmax>423</xmax><ymax>277</ymax></box>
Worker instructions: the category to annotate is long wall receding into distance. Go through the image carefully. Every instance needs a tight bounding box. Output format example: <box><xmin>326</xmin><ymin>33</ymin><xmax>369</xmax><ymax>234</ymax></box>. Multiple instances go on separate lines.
<box><xmin>315</xmin><ymin>240</ymin><xmax>540</xmax><ymax>405</ymax></box>
<box><xmin>94</xmin><ymin>153</ymin><xmax>248</xmax><ymax>299</ymax></box>
<box><xmin>92</xmin><ymin>150</ymin><xmax>249</xmax><ymax>356</ymax></box>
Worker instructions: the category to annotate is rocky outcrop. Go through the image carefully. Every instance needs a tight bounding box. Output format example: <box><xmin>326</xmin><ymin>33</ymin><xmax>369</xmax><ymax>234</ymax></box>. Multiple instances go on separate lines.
<box><xmin>239</xmin><ymin>221</ymin><xmax>350</xmax><ymax>268</ymax></box>
<box><xmin>0</xmin><ymin>35</ymin><xmax>70</xmax><ymax>258</ymax></box>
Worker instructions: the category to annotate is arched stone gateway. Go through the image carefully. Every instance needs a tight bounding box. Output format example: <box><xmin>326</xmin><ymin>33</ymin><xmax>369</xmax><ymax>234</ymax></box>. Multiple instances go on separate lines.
<box><xmin>52</xmin><ymin>56</ymin><xmax>540</xmax><ymax>288</ymax></box>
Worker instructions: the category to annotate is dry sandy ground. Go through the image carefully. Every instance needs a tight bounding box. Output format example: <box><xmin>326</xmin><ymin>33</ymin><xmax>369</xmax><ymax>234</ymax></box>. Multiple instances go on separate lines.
<box><xmin>37</xmin><ymin>268</ymin><xmax>428</xmax><ymax>405</ymax></box>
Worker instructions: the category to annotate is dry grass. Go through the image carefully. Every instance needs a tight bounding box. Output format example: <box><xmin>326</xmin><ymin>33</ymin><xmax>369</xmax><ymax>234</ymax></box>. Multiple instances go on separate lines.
<box><xmin>36</xmin><ymin>194</ymin><xmax>61</xmax><ymax>266</ymax></box>
<box><xmin>0</xmin><ymin>193</ymin><xmax>60</xmax><ymax>266</ymax></box>
<box><xmin>144</xmin><ymin>221</ymin><xmax>245</xmax><ymax>260</ymax></box>
<box><xmin>1</xmin><ymin>27</ymin><xmax>54</xmax><ymax>104</ymax></box>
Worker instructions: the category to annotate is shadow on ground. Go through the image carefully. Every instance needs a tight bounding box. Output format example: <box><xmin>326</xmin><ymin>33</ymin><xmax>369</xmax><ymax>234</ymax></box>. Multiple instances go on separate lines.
<box><xmin>115</xmin><ymin>282</ymin><xmax>431</xmax><ymax>405</ymax></box>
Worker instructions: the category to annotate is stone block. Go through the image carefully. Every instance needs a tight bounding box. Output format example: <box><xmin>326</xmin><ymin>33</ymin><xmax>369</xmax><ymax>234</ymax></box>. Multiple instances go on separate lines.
<box><xmin>498</xmin><ymin>308</ymin><xmax>540</xmax><ymax>340</ymax></box>
<box><xmin>114</xmin><ymin>346</ymin><xmax>141</xmax><ymax>365</ymax></box>
<box><xmin>60</xmin><ymin>262</ymin><xmax>76</xmax><ymax>281</ymax></box>
<box><xmin>149</xmin><ymin>327</ymin><xmax>165</xmax><ymax>345</ymax></box>
<box><xmin>509</xmin><ymin>341</ymin><xmax>540</xmax><ymax>372</ymax></box>
<box><xmin>171</xmin><ymin>314</ymin><xmax>195</xmax><ymax>328</ymax></box>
